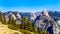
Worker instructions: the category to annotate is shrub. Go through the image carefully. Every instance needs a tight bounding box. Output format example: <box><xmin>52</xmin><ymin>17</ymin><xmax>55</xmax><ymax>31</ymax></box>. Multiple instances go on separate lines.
<box><xmin>19</xmin><ymin>29</ymin><xmax>31</xmax><ymax>34</ymax></box>
<box><xmin>37</xmin><ymin>29</ymin><xmax>49</xmax><ymax>34</ymax></box>
<box><xmin>8</xmin><ymin>25</ymin><xmax>18</xmax><ymax>30</ymax></box>
<box><xmin>14</xmin><ymin>32</ymin><xmax>19</xmax><ymax>34</ymax></box>
<box><xmin>24</xmin><ymin>31</ymin><xmax>31</xmax><ymax>34</ymax></box>
<box><xmin>1</xmin><ymin>20</ymin><xmax>7</xmax><ymax>25</ymax></box>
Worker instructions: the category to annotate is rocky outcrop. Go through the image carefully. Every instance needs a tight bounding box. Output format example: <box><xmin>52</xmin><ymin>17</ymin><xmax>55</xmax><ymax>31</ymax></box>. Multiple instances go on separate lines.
<box><xmin>43</xmin><ymin>9</ymin><xmax>49</xmax><ymax>17</ymax></box>
<box><xmin>5</xmin><ymin>12</ymin><xmax>21</xmax><ymax>25</ymax></box>
<box><xmin>30</xmin><ymin>12</ymin><xmax>36</xmax><ymax>20</ymax></box>
<box><xmin>34</xmin><ymin>9</ymin><xmax>59</xmax><ymax>34</ymax></box>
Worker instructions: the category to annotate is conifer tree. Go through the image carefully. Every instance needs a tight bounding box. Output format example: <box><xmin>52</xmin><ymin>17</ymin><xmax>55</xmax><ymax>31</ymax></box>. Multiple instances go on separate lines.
<box><xmin>0</xmin><ymin>11</ymin><xmax>3</xmax><ymax>22</ymax></box>
<box><xmin>20</xmin><ymin>15</ymin><xmax>27</xmax><ymax>29</ymax></box>
<box><xmin>8</xmin><ymin>17</ymin><xmax>12</xmax><ymax>24</ymax></box>
<box><xmin>2</xmin><ymin>16</ymin><xmax>7</xmax><ymax>24</ymax></box>
<box><xmin>8</xmin><ymin>17</ymin><xmax>16</xmax><ymax>26</ymax></box>
<box><xmin>11</xmin><ymin>17</ymin><xmax>16</xmax><ymax>26</ymax></box>
<box><xmin>33</xmin><ymin>24</ymin><xmax>37</xmax><ymax>32</ymax></box>
<box><xmin>26</xmin><ymin>18</ymin><xmax>32</xmax><ymax>31</ymax></box>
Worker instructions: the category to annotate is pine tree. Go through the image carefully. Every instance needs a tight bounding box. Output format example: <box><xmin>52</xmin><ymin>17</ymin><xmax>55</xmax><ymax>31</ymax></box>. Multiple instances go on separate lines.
<box><xmin>26</xmin><ymin>18</ymin><xmax>32</xmax><ymax>31</ymax></box>
<box><xmin>37</xmin><ymin>29</ymin><xmax>49</xmax><ymax>34</ymax></box>
<box><xmin>8</xmin><ymin>17</ymin><xmax>18</xmax><ymax>30</ymax></box>
<box><xmin>3</xmin><ymin>16</ymin><xmax>7</xmax><ymax>23</ymax></box>
<box><xmin>8</xmin><ymin>17</ymin><xmax>16</xmax><ymax>26</ymax></box>
<box><xmin>33</xmin><ymin>24</ymin><xmax>37</xmax><ymax>32</ymax></box>
<box><xmin>2</xmin><ymin>16</ymin><xmax>7</xmax><ymax>24</ymax></box>
<box><xmin>20</xmin><ymin>15</ymin><xmax>27</xmax><ymax>29</ymax></box>
<box><xmin>0</xmin><ymin>11</ymin><xmax>3</xmax><ymax>22</ymax></box>
<box><xmin>8</xmin><ymin>17</ymin><xmax>12</xmax><ymax>24</ymax></box>
<box><xmin>11</xmin><ymin>17</ymin><xmax>16</xmax><ymax>26</ymax></box>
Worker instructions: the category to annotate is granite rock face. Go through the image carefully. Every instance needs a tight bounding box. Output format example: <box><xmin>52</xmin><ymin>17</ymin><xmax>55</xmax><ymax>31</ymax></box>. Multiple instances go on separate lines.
<box><xmin>34</xmin><ymin>9</ymin><xmax>59</xmax><ymax>34</ymax></box>
<box><xmin>5</xmin><ymin>12</ymin><xmax>21</xmax><ymax>25</ymax></box>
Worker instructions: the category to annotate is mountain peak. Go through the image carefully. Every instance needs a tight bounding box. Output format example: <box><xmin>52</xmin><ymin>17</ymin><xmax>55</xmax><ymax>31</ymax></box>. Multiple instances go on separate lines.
<box><xmin>43</xmin><ymin>9</ymin><xmax>49</xmax><ymax>17</ymax></box>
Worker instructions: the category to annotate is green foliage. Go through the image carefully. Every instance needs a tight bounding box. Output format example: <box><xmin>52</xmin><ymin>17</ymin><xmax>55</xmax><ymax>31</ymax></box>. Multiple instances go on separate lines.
<box><xmin>19</xmin><ymin>29</ymin><xmax>31</xmax><ymax>34</ymax></box>
<box><xmin>1</xmin><ymin>16</ymin><xmax>7</xmax><ymax>25</ymax></box>
<box><xmin>32</xmin><ymin>24</ymin><xmax>37</xmax><ymax>32</ymax></box>
<box><xmin>14</xmin><ymin>32</ymin><xmax>19</xmax><ymax>34</ymax></box>
<box><xmin>38</xmin><ymin>29</ymin><xmax>49</xmax><ymax>34</ymax></box>
<box><xmin>8</xmin><ymin>25</ymin><xmax>18</xmax><ymax>30</ymax></box>
<box><xmin>23</xmin><ymin>31</ymin><xmax>31</xmax><ymax>34</ymax></box>
<box><xmin>0</xmin><ymin>11</ymin><xmax>7</xmax><ymax>25</ymax></box>
<box><xmin>11</xmin><ymin>18</ymin><xmax>16</xmax><ymax>26</ymax></box>
<box><xmin>1</xmin><ymin>20</ymin><xmax>7</xmax><ymax>25</ymax></box>
<box><xmin>7</xmin><ymin>16</ymin><xmax>19</xmax><ymax>30</ymax></box>
<box><xmin>20</xmin><ymin>16</ymin><xmax>27</xmax><ymax>29</ymax></box>
<box><xmin>20</xmin><ymin>16</ymin><xmax>34</xmax><ymax>32</ymax></box>
<box><xmin>8</xmin><ymin>17</ymin><xmax>16</xmax><ymax>25</ymax></box>
<box><xmin>24</xmin><ymin>18</ymin><xmax>32</xmax><ymax>31</ymax></box>
<box><xmin>34</xmin><ymin>31</ymin><xmax>39</xmax><ymax>34</ymax></box>
<box><xmin>0</xmin><ymin>11</ymin><xmax>3</xmax><ymax>22</ymax></box>
<box><xmin>8</xmin><ymin>17</ymin><xmax>17</xmax><ymax>27</ymax></box>
<box><xmin>8</xmin><ymin>17</ymin><xmax>12</xmax><ymax>24</ymax></box>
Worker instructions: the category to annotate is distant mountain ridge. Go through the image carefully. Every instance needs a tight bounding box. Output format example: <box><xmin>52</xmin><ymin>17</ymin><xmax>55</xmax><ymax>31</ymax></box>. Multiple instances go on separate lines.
<box><xmin>2</xmin><ymin>10</ymin><xmax>60</xmax><ymax>23</ymax></box>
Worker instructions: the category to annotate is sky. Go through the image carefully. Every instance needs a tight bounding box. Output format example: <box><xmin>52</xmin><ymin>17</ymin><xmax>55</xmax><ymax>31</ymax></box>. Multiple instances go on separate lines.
<box><xmin>0</xmin><ymin>0</ymin><xmax>60</xmax><ymax>12</ymax></box>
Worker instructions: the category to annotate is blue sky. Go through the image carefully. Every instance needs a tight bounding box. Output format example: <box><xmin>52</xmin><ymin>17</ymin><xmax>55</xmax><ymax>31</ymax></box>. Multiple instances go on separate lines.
<box><xmin>0</xmin><ymin>0</ymin><xmax>60</xmax><ymax>12</ymax></box>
